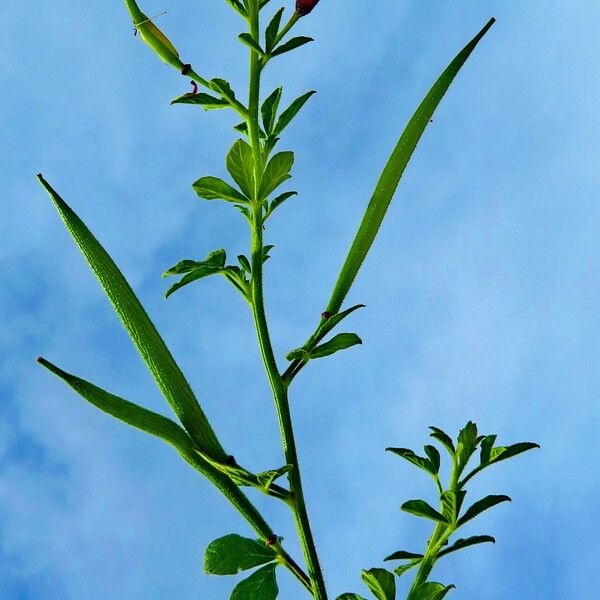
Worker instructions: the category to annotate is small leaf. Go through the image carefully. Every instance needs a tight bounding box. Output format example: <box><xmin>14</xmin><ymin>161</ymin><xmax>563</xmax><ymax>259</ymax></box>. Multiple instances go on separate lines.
<box><xmin>171</xmin><ymin>92</ymin><xmax>230</xmax><ymax>109</ymax></box>
<box><xmin>456</xmin><ymin>421</ymin><xmax>479</xmax><ymax>469</ymax></box>
<box><xmin>479</xmin><ymin>435</ymin><xmax>497</xmax><ymax>465</ymax></box>
<box><xmin>273</xmin><ymin>91</ymin><xmax>316</xmax><ymax>136</ymax></box>
<box><xmin>238</xmin><ymin>254</ymin><xmax>252</xmax><ymax>273</ymax></box>
<box><xmin>230</xmin><ymin>563</ymin><xmax>279</xmax><ymax>600</ymax></box>
<box><xmin>239</xmin><ymin>32</ymin><xmax>264</xmax><ymax>54</ymax></box>
<box><xmin>210</xmin><ymin>78</ymin><xmax>237</xmax><ymax>103</ymax></box>
<box><xmin>440</xmin><ymin>490</ymin><xmax>466</xmax><ymax>522</ymax></box>
<box><xmin>162</xmin><ymin>259</ymin><xmax>202</xmax><ymax>277</ymax></box>
<box><xmin>401</xmin><ymin>500</ymin><xmax>450</xmax><ymax>523</ymax></box>
<box><xmin>227</xmin><ymin>139</ymin><xmax>256</xmax><ymax>198</ymax></box>
<box><xmin>204</xmin><ymin>534</ymin><xmax>276</xmax><ymax>575</ymax></box>
<box><xmin>361</xmin><ymin>568</ymin><xmax>396</xmax><ymax>600</ymax></box>
<box><xmin>271</xmin><ymin>36</ymin><xmax>313</xmax><ymax>57</ymax></box>
<box><xmin>408</xmin><ymin>582</ymin><xmax>455</xmax><ymax>600</ymax></box>
<box><xmin>311</xmin><ymin>333</ymin><xmax>362</xmax><ymax>359</ymax></box>
<box><xmin>437</xmin><ymin>535</ymin><xmax>495</xmax><ymax>559</ymax></box>
<box><xmin>261</xmin><ymin>87</ymin><xmax>283</xmax><ymax>134</ymax></box>
<box><xmin>488</xmin><ymin>442</ymin><xmax>540</xmax><ymax>465</ymax></box>
<box><xmin>336</xmin><ymin>595</ymin><xmax>367</xmax><ymax>600</ymax></box>
<box><xmin>266</xmin><ymin>191</ymin><xmax>298</xmax><ymax>217</ymax></box>
<box><xmin>424</xmin><ymin>444</ymin><xmax>441</xmax><ymax>473</ymax></box>
<box><xmin>258</xmin><ymin>151</ymin><xmax>294</xmax><ymax>199</ymax></box>
<box><xmin>393</xmin><ymin>560</ymin><xmax>421</xmax><ymax>577</ymax></box>
<box><xmin>262</xmin><ymin>244</ymin><xmax>275</xmax><ymax>262</ymax></box>
<box><xmin>256</xmin><ymin>465</ymin><xmax>292</xmax><ymax>491</ymax></box>
<box><xmin>386</xmin><ymin>448</ymin><xmax>435</xmax><ymax>476</ymax></box>
<box><xmin>163</xmin><ymin>250</ymin><xmax>226</xmax><ymax>278</ymax></box>
<box><xmin>429</xmin><ymin>426</ymin><xmax>456</xmax><ymax>456</ymax></box>
<box><xmin>384</xmin><ymin>550</ymin><xmax>423</xmax><ymax>561</ymax></box>
<box><xmin>286</xmin><ymin>348</ymin><xmax>310</xmax><ymax>361</ymax></box>
<box><xmin>265</xmin><ymin>8</ymin><xmax>284</xmax><ymax>53</ymax></box>
<box><xmin>317</xmin><ymin>304</ymin><xmax>366</xmax><ymax>339</ymax></box>
<box><xmin>225</xmin><ymin>0</ymin><xmax>247</xmax><ymax>16</ymax></box>
<box><xmin>457</xmin><ymin>495</ymin><xmax>511</xmax><ymax>527</ymax></box>
<box><xmin>164</xmin><ymin>266</ymin><xmax>223</xmax><ymax>298</ymax></box>
<box><xmin>193</xmin><ymin>176</ymin><xmax>249</xmax><ymax>203</ymax></box>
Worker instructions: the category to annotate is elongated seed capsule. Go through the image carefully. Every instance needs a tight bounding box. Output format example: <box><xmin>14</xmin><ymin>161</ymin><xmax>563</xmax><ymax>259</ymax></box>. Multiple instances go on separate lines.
<box><xmin>124</xmin><ymin>0</ymin><xmax>183</xmax><ymax>69</ymax></box>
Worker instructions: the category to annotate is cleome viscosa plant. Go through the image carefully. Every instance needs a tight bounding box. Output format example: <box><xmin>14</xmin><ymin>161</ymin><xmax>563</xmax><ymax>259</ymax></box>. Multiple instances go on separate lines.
<box><xmin>37</xmin><ymin>1</ymin><xmax>538</xmax><ymax>599</ymax></box>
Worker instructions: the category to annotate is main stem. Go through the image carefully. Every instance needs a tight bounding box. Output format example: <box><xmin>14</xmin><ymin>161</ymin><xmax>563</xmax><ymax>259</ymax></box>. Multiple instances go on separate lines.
<box><xmin>245</xmin><ymin>4</ymin><xmax>327</xmax><ymax>599</ymax></box>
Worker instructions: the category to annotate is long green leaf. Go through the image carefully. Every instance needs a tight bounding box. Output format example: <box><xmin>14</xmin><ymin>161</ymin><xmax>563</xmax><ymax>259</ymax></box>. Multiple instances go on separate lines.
<box><xmin>37</xmin><ymin>357</ymin><xmax>275</xmax><ymax>541</ymax></box>
<box><xmin>37</xmin><ymin>174</ymin><xmax>226</xmax><ymax>460</ymax></box>
<box><xmin>324</xmin><ymin>18</ymin><xmax>495</xmax><ymax>314</ymax></box>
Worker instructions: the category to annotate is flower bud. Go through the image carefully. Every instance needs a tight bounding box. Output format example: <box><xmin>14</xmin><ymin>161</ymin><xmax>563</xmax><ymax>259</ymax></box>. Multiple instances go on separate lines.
<box><xmin>295</xmin><ymin>0</ymin><xmax>320</xmax><ymax>16</ymax></box>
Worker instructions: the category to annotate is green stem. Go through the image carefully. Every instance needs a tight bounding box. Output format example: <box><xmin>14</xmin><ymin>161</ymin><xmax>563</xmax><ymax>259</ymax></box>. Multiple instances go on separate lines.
<box><xmin>245</xmin><ymin>3</ymin><xmax>328</xmax><ymax>598</ymax></box>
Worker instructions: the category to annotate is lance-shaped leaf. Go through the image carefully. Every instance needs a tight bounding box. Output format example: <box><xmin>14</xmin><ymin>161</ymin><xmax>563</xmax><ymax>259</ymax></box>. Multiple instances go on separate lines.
<box><xmin>384</xmin><ymin>550</ymin><xmax>423</xmax><ymax>562</ymax></box>
<box><xmin>225</xmin><ymin>0</ymin><xmax>247</xmax><ymax>16</ymax></box>
<box><xmin>386</xmin><ymin>447</ymin><xmax>437</xmax><ymax>477</ymax></box>
<box><xmin>424</xmin><ymin>444</ymin><xmax>441</xmax><ymax>473</ymax></box>
<box><xmin>456</xmin><ymin>421</ymin><xmax>479</xmax><ymax>470</ymax></box>
<box><xmin>204</xmin><ymin>534</ymin><xmax>277</xmax><ymax>575</ymax></box>
<box><xmin>271</xmin><ymin>36</ymin><xmax>313</xmax><ymax>57</ymax></box>
<box><xmin>440</xmin><ymin>490</ymin><xmax>466</xmax><ymax>522</ymax></box>
<box><xmin>436</xmin><ymin>535</ymin><xmax>495</xmax><ymax>559</ymax></box>
<box><xmin>227</xmin><ymin>139</ymin><xmax>256</xmax><ymax>198</ymax></box>
<box><xmin>311</xmin><ymin>332</ymin><xmax>362</xmax><ymax>359</ymax></box>
<box><xmin>262</xmin><ymin>87</ymin><xmax>283</xmax><ymax>134</ymax></box>
<box><xmin>408</xmin><ymin>582</ymin><xmax>455</xmax><ymax>600</ymax></box>
<box><xmin>193</xmin><ymin>176</ymin><xmax>250</xmax><ymax>203</ymax></box>
<box><xmin>393</xmin><ymin>560</ymin><xmax>421</xmax><ymax>578</ymax></box>
<box><xmin>258</xmin><ymin>151</ymin><xmax>295</xmax><ymax>199</ymax></box>
<box><xmin>37</xmin><ymin>175</ymin><xmax>226</xmax><ymax>459</ymax></box>
<box><xmin>272</xmin><ymin>91</ymin><xmax>316</xmax><ymax>136</ymax></box>
<box><xmin>171</xmin><ymin>93</ymin><xmax>230</xmax><ymax>109</ymax></box>
<box><xmin>265</xmin><ymin>8</ymin><xmax>284</xmax><ymax>53</ymax></box>
<box><xmin>401</xmin><ymin>499</ymin><xmax>450</xmax><ymax>524</ymax></box>
<box><xmin>456</xmin><ymin>495</ymin><xmax>511</xmax><ymax>527</ymax></box>
<box><xmin>265</xmin><ymin>191</ymin><xmax>297</xmax><ymax>219</ymax></box>
<box><xmin>163</xmin><ymin>250</ymin><xmax>227</xmax><ymax>277</ymax></box>
<box><xmin>429</xmin><ymin>426</ymin><xmax>456</xmax><ymax>456</ymax></box>
<box><xmin>256</xmin><ymin>465</ymin><xmax>292</xmax><ymax>492</ymax></box>
<box><xmin>323</xmin><ymin>18</ymin><xmax>496</xmax><ymax>315</ymax></box>
<box><xmin>361</xmin><ymin>568</ymin><xmax>396</xmax><ymax>600</ymax></box>
<box><xmin>230</xmin><ymin>563</ymin><xmax>279</xmax><ymax>600</ymax></box>
<box><xmin>124</xmin><ymin>0</ymin><xmax>183</xmax><ymax>69</ymax></box>
<box><xmin>239</xmin><ymin>33</ymin><xmax>264</xmax><ymax>55</ymax></box>
<box><xmin>210</xmin><ymin>78</ymin><xmax>237</xmax><ymax>103</ymax></box>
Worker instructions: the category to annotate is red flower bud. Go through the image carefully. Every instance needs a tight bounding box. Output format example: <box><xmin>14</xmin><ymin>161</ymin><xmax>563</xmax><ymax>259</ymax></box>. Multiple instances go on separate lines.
<box><xmin>296</xmin><ymin>0</ymin><xmax>320</xmax><ymax>16</ymax></box>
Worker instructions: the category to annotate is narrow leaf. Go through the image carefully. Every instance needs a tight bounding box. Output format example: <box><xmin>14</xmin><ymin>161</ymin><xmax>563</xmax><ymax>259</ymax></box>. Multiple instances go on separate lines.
<box><xmin>227</xmin><ymin>139</ymin><xmax>256</xmax><ymax>198</ymax></box>
<box><xmin>266</xmin><ymin>191</ymin><xmax>297</xmax><ymax>217</ymax></box>
<box><xmin>261</xmin><ymin>87</ymin><xmax>283</xmax><ymax>134</ymax></box>
<box><xmin>193</xmin><ymin>176</ymin><xmax>249</xmax><ymax>203</ymax></box>
<box><xmin>171</xmin><ymin>93</ymin><xmax>230</xmax><ymax>109</ymax></box>
<box><xmin>489</xmin><ymin>442</ymin><xmax>540</xmax><ymax>465</ymax></box>
<box><xmin>440</xmin><ymin>490</ymin><xmax>466</xmax><ymax>522</ymax></box>
<box><xmin>479</xmin><ymin>434</ymin><xmax>497</xmax><ymax>465</ymax></box>
<box><xmin>273</xmin><ymin>91</ymin><xmax>316</xmax><ymax>136</ymax></box>
<box><xmin>430</xmin><ymin>426</ymin><xmax>456</xmax><ymax>456</ymax></box>
<box><xmin>258</xmin><ymin>151</ymin><xmax>294</xmax><ymax>199</ymax></box>
<box><xmin>239</xmin><ymin>32</ymin><xmax>264</xmax><ymax>54</ymax></box>
<box><xmin>210</xmin><ymin>78</ymin><xmax>237</xmax><ymax>103</ymax></box>
<box><xmin>271</xmin><ymin>36</ymin><xmax>313</xmax><ymax>57</ymax></box>
<box><xmin>164</xmin><ymin>266</ymin><xmax>223</xmax><ymax>298</ymax></box>
<box><xmin>265</xmin><ymin>8</ymin><xmax>284</xmax><ymax>53</ymax></box>
<box><xmin>424</xmin><ymin>444</ymin><xmax>441</xmax><ymax>473</ymax></box>
<box><xmin>393</xmin><ymin>561</ymin><xmax>421</xmax><ymax>577</ymax></box>
<box><xmin>457</xmin><ymin>495</ymin><xmax>511</xmax><ymax>527</ymax></box>
<box><xmin>238</xmin><ymin>254</ymin><xmax>252</xmax><ymax>273</ymax></box>
<box><xmin>317</xmin><ymin>304</ymin><xmax>366</xmax><ymax>339</ymax></box>
<box><xmin>37</xmin><ymin>175</ymin><xmax>225</xmax><ymax>459</ymax></box>
<box><xmin>384</xmin><ymin>550</ymin><xmax>423</xmax><ymax>562</ymax></box>
<box><xmin>205</xmin><ymin>534</ymin><xmax>276</xmax><ymax>575</ymax></box>
<box><xmin>230</xmin><ymin>563</ymin><xmax>279</xmax><ymax>600</ymax></box>
<box><xmin>386</xmin><ymin>447</ymin><xmax>435</xmax><ymax>476</ymax></box>
<box><xmin>311</xmin><ymin>332</ymin><xmax>362</xmax><ymax>359</ymax></box>
<box><xmin>436</xmin><ymin>535</ymin><xmax>495</xmax><ymax>558</ymax></box>
<box><xmin>256</xmin><ymin>465</ymin><xmax>292</xmax><ymax>491</ymax></box>
<box><xmin>361</xmin><ymin>568</ymin><xmax>396</xmax><ymax>600</ymax></box>
<box><xmin>401</xmin><ymin>499</ymin><xmax>450</xmax><ymax>523</ymax></box>
<box><xmin>323</xmin><ymin>19</ymin><xmax>496</xmax><ymax>315</ymax></box>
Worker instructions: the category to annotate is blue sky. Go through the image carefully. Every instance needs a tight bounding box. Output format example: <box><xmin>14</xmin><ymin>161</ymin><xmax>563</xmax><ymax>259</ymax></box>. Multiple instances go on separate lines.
<box><xmin>1</xmin><ymin>0</ymin><xmax>599</xmax><ymax>598</ymax></box>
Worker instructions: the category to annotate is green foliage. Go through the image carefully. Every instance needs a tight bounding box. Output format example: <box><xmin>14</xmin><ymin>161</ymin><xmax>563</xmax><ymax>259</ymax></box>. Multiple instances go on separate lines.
<box><xmin>384</xmin><ymin>422</ymin><xmax>538</xmax><ymax>594</ymax></box>
<box><xmin>361</xmin><ymin>568</ymin><xmax>396</xmax><ymax>600</ymax></box>
<box><xmin>204</xmin><ymin>534</ymin><xmax>277</xmax><ymax>575</ymax></box>
<box><xmin>37</xmin><ymin>4</ymin><xmax>536</xmax><ymax>599</ymax></box>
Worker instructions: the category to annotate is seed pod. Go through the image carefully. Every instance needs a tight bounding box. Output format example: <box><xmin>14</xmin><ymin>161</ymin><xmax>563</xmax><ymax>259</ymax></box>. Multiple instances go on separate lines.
<box><xmin>295</xmin><ymin>0</ymin><xmax>320</xmax><ymax>16</ymax></box>
<box><xmin>124</xmin><ymin>0</ymin><xmax>183</xmax><ymax>69</ymax></box>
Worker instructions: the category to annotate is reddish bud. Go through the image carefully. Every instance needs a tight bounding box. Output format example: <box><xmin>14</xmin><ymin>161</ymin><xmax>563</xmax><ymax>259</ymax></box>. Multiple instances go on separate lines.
<box><xmin>296</xmin><ymin>0</ymin><xmax>320</xmax><ymax>16</ymax></box>
<box><xmin>321</xmin><ymin>311</ymin><xmax>332</xmax><ymax>320</ymax></box>
<box><xmin>265</xmin><ymin>535</ymin><xmax>278</xmax><ymax>546</ymax></box>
